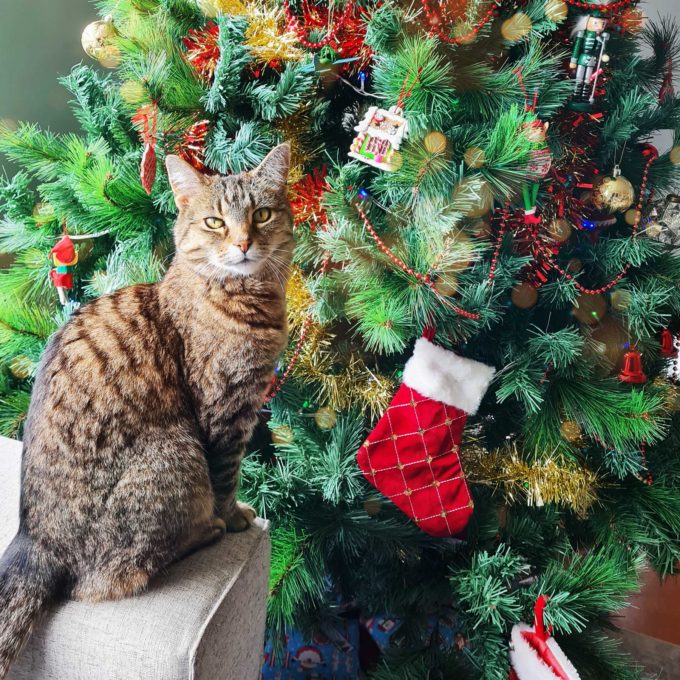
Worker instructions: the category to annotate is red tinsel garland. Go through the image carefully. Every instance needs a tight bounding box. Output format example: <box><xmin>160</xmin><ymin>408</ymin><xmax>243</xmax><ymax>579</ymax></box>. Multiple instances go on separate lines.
<box><xmin>182</xmin><ymin>21</ymin><xmax>220</xmax><ymax>82</ymax></box>
<box><xmin>177</xmin><ymin>119</ymin><xmax>211</xmax><ymax>172</ymax></box>
<box><xmin>289</xmin><ymin>166</ymin><xmax>329</xmax><ymax>230</ymax></box>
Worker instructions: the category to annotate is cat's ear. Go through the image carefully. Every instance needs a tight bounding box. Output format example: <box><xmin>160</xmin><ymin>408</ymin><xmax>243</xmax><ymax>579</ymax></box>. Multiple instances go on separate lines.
<box><xmin>253</xmin><ymin>142</ymin><xmax>290</xmax><ymax>189</ymax></box>
<box><xmin>165</xmin><ymin>155</ymin><xmax>207</xmax><ymax>209</ymax></box>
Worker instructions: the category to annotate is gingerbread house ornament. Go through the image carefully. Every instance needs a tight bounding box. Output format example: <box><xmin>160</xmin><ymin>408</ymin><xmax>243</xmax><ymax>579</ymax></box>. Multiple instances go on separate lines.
<box><xmin>349</xmin><ymin>105</ymin><xmax>408</xmax><ymax>171</ymax></box>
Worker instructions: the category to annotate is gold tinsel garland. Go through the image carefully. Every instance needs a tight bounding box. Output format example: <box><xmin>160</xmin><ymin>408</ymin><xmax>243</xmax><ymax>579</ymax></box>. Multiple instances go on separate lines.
<box><xmin>294</xmin><ymin>331</ymin><xmax>396</xmax><ymax>420</ymax></box>
<box><xmin>245</xmin><ymin>5</ymin><xmax>306</xmax><ymax>63</ymax></box>
<box><xmin>284</xmin><ymin>268</ymin><xmax>396</xmax><ymax>418</ymax></box>
<box><xmin>286</xmin><ymin>266</ymin><xmax>315</xmax><ymax>330</ymax></box>
<box><xmin>197</xmin><ymin>0</ymin><xmax>305</xmax><ymax>63</ymax></box>
<box><xmin>461</xmin><ymin>443</ymin><xmax>599</xmax><ymax>514</ymax></box>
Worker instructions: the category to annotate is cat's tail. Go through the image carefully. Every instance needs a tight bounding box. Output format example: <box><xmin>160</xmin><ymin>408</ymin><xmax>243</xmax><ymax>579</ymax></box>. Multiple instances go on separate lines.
<box><xmin>0</xmin><ymin>533</ymin><xmax>63</xmax><ymax>679</ymax></box>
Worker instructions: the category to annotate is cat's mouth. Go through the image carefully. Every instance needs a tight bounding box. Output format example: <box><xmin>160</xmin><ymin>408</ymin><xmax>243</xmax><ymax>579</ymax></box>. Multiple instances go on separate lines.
<box><xmin>209</xmin><ymin>252</ymin><xmax>264</xmax><ymax>278</ymax></box>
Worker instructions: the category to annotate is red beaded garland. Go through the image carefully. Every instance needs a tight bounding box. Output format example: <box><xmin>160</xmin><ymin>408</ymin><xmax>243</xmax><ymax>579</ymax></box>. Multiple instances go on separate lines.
<box><xmin>263</xmin><ymin>255</ymin><xmax>331</xmax><ymax>404</ymax></box>
<box><xmin>564</xmin><ymin>0</ymin><xmax>635</xmax><ymax>11</ymax></box>
<box><xmin>421</xmin><ymin>0</ymin><xmax>498</xmax><ymax>45</ymax></box>
<box><xmin>355</xmin><ymin>203</ymin><xmax>481</xmax><ymax>320</ymax></box>
<box><xmin>488</xmin><ymin>201</ymin><xmax>511</xmax><ymax>283</ymax></box>
<box><xmin>542</xmin><ymin>153</ymin><xmax>656</xmax><ymax>295</ymax></box>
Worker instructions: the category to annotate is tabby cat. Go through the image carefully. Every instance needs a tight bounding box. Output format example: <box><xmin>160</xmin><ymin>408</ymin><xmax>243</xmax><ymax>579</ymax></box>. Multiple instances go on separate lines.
<box><xmin>0</xmin><ymin>142</ymin><xmax>293</xmax><ymax>678</ymax></box>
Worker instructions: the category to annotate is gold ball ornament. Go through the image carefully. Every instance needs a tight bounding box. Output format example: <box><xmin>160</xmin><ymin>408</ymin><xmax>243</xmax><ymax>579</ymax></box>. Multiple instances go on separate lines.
<box><xmin>446</xmin><ymin>230</ymin><xmax>475</xmax><ymax>272</ymax></box>
<box><xmin>580</xmin><ymin>190</ymin><xmax>594</xmax><ymax>207</ymax></box>
<box><xmin>511</xmin><ymin>282</ymin><xmax>538</xmax><ymax>309</ymax></box>
<box><xmin>610</xmin><ymin>289</ymin><xmax>631</xmax><ymax>311</ymax></box>
<box><xmin>501</xmin><ymin>13</ymin><xmax>533</xmax><ymax>42</ymax></box>
<box><xmin>119</xmin><ymin>80</ymin><xmax>147</xmax><ymax>105</ymax></box>
<box><xmin>572</xmin><ymin>293</ymin><xmax>607</xmax><ymax>325</ymax></box>
<box><xmin>32</xmin><ymin>201</ymin><xmax>55</xmax><ymax>226</ymax></box>
<box><xmin>560</xmin><ymin>419</ymin><xmax>582</xmax><ymax>443</ymax></box>
<box><xmin>9</xmin><ymin>355</ymin><xmax>32</xmax><ymax>380</ymax></box>
<box><xmin>453</xmin><ymin>177</ymin><xmax>494</xmax><ymax>218</ymax></box>
<box><xmin>566</xmin><ymin>258</ymin><xmax>582</xmax><ymax>273</ymax></box>
<box><xmin>592</xmin><ymin>171</ymin><xmax>635</xmax><ymax>213</ymax></box>
<box><xmin>363</xmin><ymin>498</ymin><xmax>382</xmax><ymax>516</ymax></box>
<box><xmin>469</xmin><ymin>217</ymin><xmax>493</xmax><ymax>239</ymax></box>
<box><xmin>591</xmin><ymin>316</ymin><xmax>628</xmax><ymax>367</ymax></box>
<box><xmin>387</xmin><ymin>151</ymin><xmax>403</xmax><ymax>172</ymax></box>
<box><xmin>451</xmin><ymin>22</ymin><xmax>478</xmax><ymax>45</ymax></box>
<box><xmin>271</xmin><ymin>425</ymin><xmax>294</xmax><ymax>445</ymax></box>
<box><xmin>464</xmin><ymin>146</ymin><xmax>486</xmax><ymax>169</ymax></box>
<box><xmin>670</xmin><ymin>146</ymin><xmax>680</xmax><ymax>165</ymax></box>
<box><xmin>435</xmin><ymin>274</ymin><xmax>458</xmax><ymax>296</ymax></box>
<box><xmin>314</xmin><ymin>407</ymin><xmax>337</xmax><ymax>430</ymax></box>
<box><xmin>81</xmin><ymin>16</ymin><xmax>121</xmax><ymax>69</ymax></box>
<box><xmin>544</xmin><ymin>0</ymin><xmax>568</xmax><ymax>23</ymax></box>
<box><xmin>547</xmin><ymin>217</ymin><xmax>572</xmax><ymax>243</ymax></box>
<box><xmin>645</xmin><ymin>221</ymin><xmax>663</xmax><ymax>239</ymax></box>
<box><xmin>624</xmin><ymin>208</ymin><xmax>640</xmax><ymax>226</ymax></box>
<box><xmin>424</xmin><ymin>131</ymin><xmax>448</xmax><ymax>154</ymax></box>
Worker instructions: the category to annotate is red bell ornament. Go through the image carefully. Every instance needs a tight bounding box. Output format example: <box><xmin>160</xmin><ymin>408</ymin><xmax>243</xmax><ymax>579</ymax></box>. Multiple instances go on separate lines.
<box><xmin>661</xmin><ymin>329</ymin><xmax>677</xmax><ymax>358</ymax></box>
<box><xmin>618</xmin><ymin>348</ymin><xmax>647</xmax><ymax>384</ymax></box>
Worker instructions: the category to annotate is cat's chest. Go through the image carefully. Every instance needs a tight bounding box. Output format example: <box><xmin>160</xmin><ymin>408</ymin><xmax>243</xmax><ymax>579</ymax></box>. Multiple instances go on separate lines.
<box><xmin>183</xmin><ymin>298</ymin><xmax>285</xmax><ymax>403</ymax></box>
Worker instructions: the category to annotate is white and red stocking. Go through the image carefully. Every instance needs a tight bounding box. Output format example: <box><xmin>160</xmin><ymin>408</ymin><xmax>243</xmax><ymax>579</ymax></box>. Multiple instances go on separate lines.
<box><xmin>509</xmin><ymin>596</ymin><xmax>581</xmax><ymax>680</ymax></box>
<box><xmin>356</xmin><ymin>337</ymin><xmax>495</xmax><ymax>537</ymax></box>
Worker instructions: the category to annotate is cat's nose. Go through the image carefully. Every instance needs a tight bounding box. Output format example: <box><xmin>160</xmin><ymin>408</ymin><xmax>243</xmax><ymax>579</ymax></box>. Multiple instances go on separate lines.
<box><xmin>237</xmin><ymin>239</ymin><xmax>251</xmax><ymax>253</ymax></box>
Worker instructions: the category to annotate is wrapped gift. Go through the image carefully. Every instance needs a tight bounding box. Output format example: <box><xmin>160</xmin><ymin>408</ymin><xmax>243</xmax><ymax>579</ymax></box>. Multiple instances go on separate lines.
<box><xmin>262</xmin><ymin>620</ymin><xmax>359</xmax><ymax>680</ymax></box>
<box><xmin>362</xmin><ymin>608</ymin><xmax>462</xmax><ymax>652</ymax></box>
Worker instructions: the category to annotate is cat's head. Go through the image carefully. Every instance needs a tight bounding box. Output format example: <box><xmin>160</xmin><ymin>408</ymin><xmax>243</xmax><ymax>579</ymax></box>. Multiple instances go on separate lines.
<box><xmin>165</xmin><ymin>143</ymin><xmax>293</xmax><ymax>280</ymax></box>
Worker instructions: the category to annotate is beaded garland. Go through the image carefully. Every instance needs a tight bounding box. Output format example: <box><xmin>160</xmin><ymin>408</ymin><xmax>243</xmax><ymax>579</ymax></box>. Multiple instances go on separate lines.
<box><xmin>421</xmin><ymin>0</ymin><xmax>500</xmax><ymax>45</ymax></box>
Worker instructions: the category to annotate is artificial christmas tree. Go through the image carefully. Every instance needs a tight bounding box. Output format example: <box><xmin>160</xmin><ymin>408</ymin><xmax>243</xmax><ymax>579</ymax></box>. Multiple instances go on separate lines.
<box><xmin>1</xmin><ymin>0</ymin><xmax>680</xmax><ymax>678</ymax></box>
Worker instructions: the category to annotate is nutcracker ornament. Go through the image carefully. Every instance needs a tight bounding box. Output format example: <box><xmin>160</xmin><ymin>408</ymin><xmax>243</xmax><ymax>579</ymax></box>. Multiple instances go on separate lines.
<box><xmin>49</xmin><ymin>233</ymin><xmax>78</xmax><ymax>306</ymax></box>
<box><xmin>349</xmin><ymin>105</ymin><xmax>409</xmax><ymax>171</ymax></box>
<box><xmin>569</xmin><ymin>10</ymin><xmax>610</xmax><ymax>110</ymax></box>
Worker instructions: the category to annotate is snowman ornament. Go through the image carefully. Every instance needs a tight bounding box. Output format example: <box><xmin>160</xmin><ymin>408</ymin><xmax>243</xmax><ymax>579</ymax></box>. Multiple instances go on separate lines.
<box><xmin>509</xmin><ymin>596</ymin><xmax>581</xmax><ymax>680</ymax></box>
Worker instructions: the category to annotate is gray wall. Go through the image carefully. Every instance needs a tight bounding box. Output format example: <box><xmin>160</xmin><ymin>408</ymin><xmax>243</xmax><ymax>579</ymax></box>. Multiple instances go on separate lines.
<box><xmin>0</xmin><ymin>0</ymin><xmax>94</xmax><ymax>153</ymax></box>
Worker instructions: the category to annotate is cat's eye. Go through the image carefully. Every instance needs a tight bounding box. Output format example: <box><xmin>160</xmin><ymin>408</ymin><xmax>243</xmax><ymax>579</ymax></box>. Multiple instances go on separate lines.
<box><xmin>204</xmin><ymin>216</ymin><xmax>225</xmax><ymax>229</ymax></box>
<box><xmin>253</xmin><ymin>207</ymin><xmax>272</xmax><ymax>224</ymax></box>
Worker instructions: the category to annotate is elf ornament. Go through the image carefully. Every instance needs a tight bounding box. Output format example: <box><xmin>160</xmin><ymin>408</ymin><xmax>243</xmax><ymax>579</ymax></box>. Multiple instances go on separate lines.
<box><xmin>356</xmin><ymin>335</ymin><xmax>495</xmax><ymax>537</ymax></box>
<box><xmin>569</xmin><ymin>11</ymin><xmax>610</xmax><ymax>109</ymax></box>
<box><xmin>49</xmin><ymin>233</ymin><xmax>78</xmax><ymax>306</ymax></box>
<box><xmin>509</xmin><ymin>596</ymin><xmax>581</xmax><ymax>680</ymax></box>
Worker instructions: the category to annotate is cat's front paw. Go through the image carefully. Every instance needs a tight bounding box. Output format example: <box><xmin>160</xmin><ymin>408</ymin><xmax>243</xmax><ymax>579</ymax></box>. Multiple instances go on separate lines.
<box><xmin>225</xmin><ymin>501</ymin><xmax>257</xmax><ymax>532</ymax></box>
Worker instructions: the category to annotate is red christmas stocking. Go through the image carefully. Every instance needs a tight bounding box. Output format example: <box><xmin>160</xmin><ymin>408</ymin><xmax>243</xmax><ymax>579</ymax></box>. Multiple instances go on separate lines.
<box><xmin>356</xmin><ymin>338</ymin><xmax>495</xmax><ymax>537</ymax></box>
